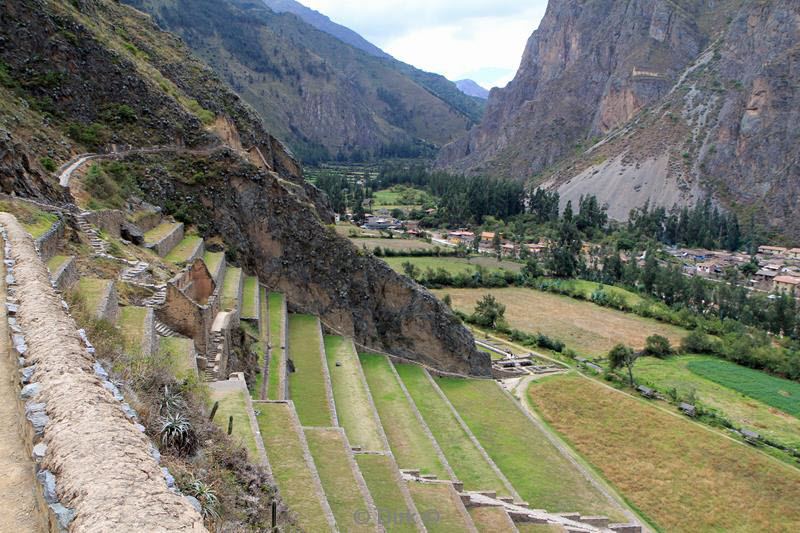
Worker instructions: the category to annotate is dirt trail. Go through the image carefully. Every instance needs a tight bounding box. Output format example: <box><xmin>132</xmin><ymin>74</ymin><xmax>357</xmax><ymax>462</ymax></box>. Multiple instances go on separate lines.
<box><xmin>0</xmin><ymin>238</ymin><xmax>45</xmax><ymax>533</ymax></box>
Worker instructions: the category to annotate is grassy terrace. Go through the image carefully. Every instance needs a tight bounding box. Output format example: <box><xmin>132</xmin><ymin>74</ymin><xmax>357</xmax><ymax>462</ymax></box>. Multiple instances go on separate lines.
<box><xmin>359</xmin><ymin>354</ymin><xmax>448</xmax><ymax>479</ymax></box>
<box><xmin>354</xmin><ymin>455</ymin><xmax>418</xmax><ymax>533</ymax></box>
<box><xmin>203</xmin><ymin>251</ymin><xmax>223</xmax><ymax>278</ymax></box>
<box><xmin>159</xmin><ymin>337</ymin><xmax>194</xmax><ymax>381</ymax></box>
<box><xmin>46</xmin><ymin>255</ymin><xmax>69</xmax><ymax>272</ymax></box>
<box><xmin>143</xmin><ymin>221</ymin><xmax>180</xmax><ymax>245</ymax></box>
<box><xmin>74</xmin><ymin>278</ymin><xmax>112</xmax><ymax>318</ymax></box>
<box><xmin>220</xmin><ymin>267</ymin><xmax>242</xmax><ymax>312</ymax></box>
<box><xmin>468</xmin><ymin>506</ymin><xmax>517</xmax><ymax>533</ymax></box>
<box><xmin>0</xmin><ymin>200</ymin><xmax>58</xmax><ymax>238</ymax></box>
<box><xmin>529</xmin><ymin>375</ymin><xmax>800</xmax><ymax>532</ymax></box>
<box><xmin>266</xmin><ymin>292</ymin><xmax>284</xmax><ymax>400</ymax></box>
<box><xmin>384</xmin><ymin>255</ymin><xmax>522</xmax><ymax>275</ymax></box>
<box><xmin>436</xmin><ymin>287</ymin><xmax>686</xmax><ymax>357</ymax></box>
<box><xmin>164</xmin><ymin>235</ymin><xmax>202</xmax><ymax>264</ymax></box>
<box><xmin>515</xmin><ymin>524</ymin><xmax>566</xmax><ymax>533</ymax></box>
<box><xmin>635</xmin><ymin>355</ymin><xmax>800</xmax><ymax>449</ymax></box>
<box><xmin>348</xmin><ymin>237</ymin><xmax>440</xmax><ymax>252</ymax></box>
<box><xmin>249</xmin><ymin>287</ymin><xmax>269</xmax><ymax>400</ymax></box>
<box><xmin>256</xmin><ymin>403</ymin><xmax>333</xmax><ymax>532</ymax></box>
<box><xmin>395</xmin><ymin>363</ymin><xmax>511</xmax><ymax>496</ymax></box>
<box><xmin>439</xmin><ymin>378</ymin><xmax>624</xmax><ymax>519</ymax></box>
<box><xmin>305</xmin><ymin>428</ymin><xmax>374</xmax><ymax>533</ymax></box>
<box><xmin>209</xmin><ymin>386</ymin><xmax>260</xmax><ymax>461</ymax></box>
<box><xmin>118</xmin><ymin>306</ymin><xmax>148</xmax><ymax>354</ymax></box>
<box><xmin>407</xmin><ymin>482</ymin><xmax>472</xmax><ymax>533</ymax></box>
<box><xmin>325</xmin><ymin>336</ymin><xmax>385</xmax><ymax>451</ymax></box>
<box><xmin>241</xmin><ymin>276</ymin><xmax>258</xmax><ymax>320</ymax></box>
<box><xmin>288</xmin><ymin>314</ymin><xmax>333</xmax><ymax>427</ymax></box>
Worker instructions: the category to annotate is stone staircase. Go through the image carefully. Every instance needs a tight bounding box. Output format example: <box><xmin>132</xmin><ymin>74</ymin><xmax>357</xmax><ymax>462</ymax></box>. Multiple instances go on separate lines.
<box><xmin>142</xmin><ymin>284</ymin><xmax>167</xmax><ymax>308</ymax></box>
<box><xmin>154</xmin><ymin>320</ymin><xmax>178</xmax><ymax>338</ymax></box>
<box><xmin>75</xmin><ymin>212</ymin><xmax>109</xmax><ymax>256</ymax></box>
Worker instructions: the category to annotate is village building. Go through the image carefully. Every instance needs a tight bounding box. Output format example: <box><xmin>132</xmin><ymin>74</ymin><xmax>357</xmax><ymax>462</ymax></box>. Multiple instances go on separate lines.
<box><xmin>759</xmin><ymin>245</ymin><xmax>788</xmax><ymax>256</ymax></box>
<box><xmin>788</xmin><ymin>248</ymin><xmax>800</xmax><ymax>260</ymax></box>
<box><xmin>447</xmin><ymin>230</ymin><xmax>474</xmax><ymax>245</ymax></box>
<box><xmin>525</xmin><ymin>243</ymin><xmax>547</xmax><ymax>254</ymax></box>
<box><xmin>480</xmin><ymin>231</ymin><xmax>496</xmax><ymax>245</ymax></box>
<box><xmin>773</xmin><ymin>275</ymin><xmax>800</xmax><ymax>294</ymax></box>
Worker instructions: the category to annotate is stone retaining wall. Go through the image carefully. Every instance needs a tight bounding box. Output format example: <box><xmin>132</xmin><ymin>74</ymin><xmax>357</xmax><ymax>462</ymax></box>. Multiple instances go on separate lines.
<box><xmin>51</xmin><ymin>256</ymin><xmax>78</xmax><ymax>293</ymax></box>
<box><xmin>0</xmin><ymin>213</ymin><xmax>207</xmax><ymax>532</ymax></box>
<box><xmin>159</xmin><ymin>260</ymin><xmax>218</xmax><ymax>356</ymax></box>
<box><xmin>148</xmin><ymin>223</ymin><xmax>184</xmax><ymax>257</ymax></box>
<box><xmin>186</xmin><ymin>238</ymin><xmax>205</xmax><ymax>265</ymax></box>
<box><xmin>131</xmin><ymin>210</ymin><xmax>162</xmax><ymax>233</ymax></box>
<box><xmin>83</xmin><ymin>210</ymin><xmax>124</xmax><ymax>238</ymax></box>
<box><xmin>96</xmin><ymin>281</ymin><xmax>119</xmax><ymax>324</ymax></box>
<box><xmin>34</xmin><ymin>218</ymin><xmax>64</xmax><ymax>263</ymax></box>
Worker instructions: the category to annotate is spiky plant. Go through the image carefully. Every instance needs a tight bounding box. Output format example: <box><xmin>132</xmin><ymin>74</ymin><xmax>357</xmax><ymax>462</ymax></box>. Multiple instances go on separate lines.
<box><xmin>159</xmin><ymin>384</ymin><xmax>186</xmax><ymax>415</ymax></box>
<box><xmin>159</xmin><ymin>412</ymin><xmax>197</xmax><ymax>454</ymax></box>
<box><xmin>184</xmin><ymin>478</ymin><xmax>219</xmax><ymax>519</ymax></box>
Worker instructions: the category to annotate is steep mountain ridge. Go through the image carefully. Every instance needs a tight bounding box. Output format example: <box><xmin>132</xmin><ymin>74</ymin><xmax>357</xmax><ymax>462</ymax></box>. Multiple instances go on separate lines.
<box><xmin>124</xmin><ymin>0</ymin><xmax>482</xmax><ymax>162</ymax></box>
<box><xmin>0</xmin><ymin>0</ymin><xmax>485</xmax><ymax>373</ymax></box>
<box><xmin>456</xmin><ymin>79</ymin><xmax>490</xmax><ymax>100</ymax></box>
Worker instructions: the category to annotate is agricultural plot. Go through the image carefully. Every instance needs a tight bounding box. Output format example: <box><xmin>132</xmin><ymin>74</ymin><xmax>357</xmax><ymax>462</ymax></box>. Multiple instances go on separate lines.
<box><xmin>209</xmin><ymin>385</ymin><xmax>260</xmax><ymax>461</ymax></box>
<box><xmin>266</xmin><ymin>292</ymin><xmax>284</xmax><ymax>400</ymax></box>
<box><xmin>73</xmin><ymin>278</ymin><xmax>112</xmax><ymax>317</ymax></box>
<box><xmin>118</xmin><ymin>306</ymin><xmax>148</xmax><ymax>354</ymax></box>
<box><xmin>468</xmin><ymin>506</ymin><xmax>517</xmax><ymax>533</ymax></box>
<box><xmin>325</xmin><ymin>336</ymin><xmax>385</xmax><ymax>451</ymax></box>
<box><xmin>359</xmin><ymin>353</ymin><xmax>449</xmax><ymax>479</ymax></box>
<box><xmin>288</xmin><ymin>314</ymin><xmax>334</xmax><ymax>427</ymax></box>
<box><xmin>256</xmin><ymin>403</ymin><xmax>333</xmax><ymax>532</ymax></box>
<box><xmin>220</xmin><ymin>267</ymin><xmax>242</xmax><ymax>312</ymax></box>
<box><xmin>439</xmin><ymin>378</ymin><xmax>624</xmax><ymax>519</ymax></box>
<box><xmin>202</xmin><ymin>251</ymin><xmax>223</xmax><ymax>278</ymax></box>
<box><xmin>635</xmin><ymin>355</ymin><xmax>800</xmax><ymax>449</ymax></box>
<box><xmin>406</xmin><ymin>482</ymin><xmax>473</xmax><ymax>533</ymax></box>
<box><xmin>528</xmin><ymin>375</ymin><xmax>800</xmax><ymax>532</ymax></box>
<box><xmin>384</xmin><ymin>256</ymin><xmax>522</xmax><ymax>276</ymax></box>
<box><xmin>395</xmin><ymin>363</ymin><xmax>511</xmax><ymax>496</ymax></box>
<box><xmin>349</xmin><ymin>237</ymin><xmax>440</xmax><ymax>252</ymax></box>
<box><xmin>159</xmin><ymin>337</ymin><xmax>195</xmax><ymax>381</ymax></box>
<box><xmin>354</xmin><ymin>454</ymin><xmax>418</xmax><ymax>533</ymax></box>
<box><xmin>143</xmin><ymin>221</ymin><xmax>180</xmax><ymax>245</ymax></box>
<box><xmin>164</xmin><ymin>235</ymin><xmax>202</xmax><ymax>264</ymax></box>
<box><xmin>436</xmin><ymin>288</ymin><xmax>686</xmax><ymax>357</ymax></box>
<box><xmin>304</xmin><ymin>428</ymin><xmax>374</xmax><ymax>533</ymax></box>
<box><xmin>241</xmin><ymin>276</ymin><xmax>258</xmax><ymax>320</ymax></box>
<box><xmin>687</xmin><ymin>358</ymin><xmax>800</xmax><ymax>419</ymax></box>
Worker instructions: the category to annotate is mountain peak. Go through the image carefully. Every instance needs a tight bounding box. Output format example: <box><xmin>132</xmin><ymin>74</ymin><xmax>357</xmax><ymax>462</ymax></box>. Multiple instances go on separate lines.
<box><xmin>455</xmin><ymin>79</ymin><xmax>489</xmax><ymax>100</ymax></box>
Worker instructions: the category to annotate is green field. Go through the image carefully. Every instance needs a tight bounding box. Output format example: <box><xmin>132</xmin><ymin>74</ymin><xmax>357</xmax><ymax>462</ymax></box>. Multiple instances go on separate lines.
<box><xmin>349</xmin><ymin>237</ymin><xmax>439</xmax><ymax>252</ymax></box>
<box><xmin>74</xmin><ymin>278</ymin><xmax>111</xmax><ymax>317</ymax></box>
<box><xmin>203</xmin><ymin>251</ymin><xmax>224</xmax><ymax>278</ymax></box>
<box><xmin>325</xmin><ymin>336</ymin><xmax>385</xmax><ymax>451</ymax></box>
<box><xmin>256</xmin><ymin>403</ymin><xmax>333</xmax><ymax>532</ymax></box>
<box><xmin>395</xmin><ymin>363</ymin><xmax>511</xmax><ymax>496</ymax></box>
<box><xmin>437</xmin><ymin>287</ymin><xmax>686</xmax><ymax>357</ymax></box>
<box><xmin>468</xmin><ymin>505</ymin><xmax>517</xmax><ymax>533</ymax></box>
<box><xmin>407</xmin><ymin>482</ymin><xmax>472</xmax><ymax>533</ymax></box>
<box><xmin>46</xmin><ymin>254</ymin><xmax>69</xmax><ymax>272</ymax></box>
<box><xmin>288</xmin><ymin>314</ymin><xmax>334</xmax><ymax>427</ymax></box>
<box><xmin>164</xmin><ymin>235</ymin><xmax>202</xmax><ymax>264</ymax></box>
<box><xmin>439</xmin><ymin>378</ymin><xmax>624</xmax><ymax>519</ymax></box>
<box><xmin>266</xmin><ymin>292</ymin><xmax>284</xmax><ymax>400</ymax></box>
<box><xmin>354</xmin><ymin>454</ymin><xmax>418</xmax><ymax>533</ymax></box>
<box><xmin>529</xmin><ymin>374</ymin><xmax>800</xmax><ymax>532</ymax></box>
<box><xmin>159</xmin><ymin>337</ymin><xmax>195</xmax><ymax>381</ymax></box>
<box><xmin>384</xmin><ymin>255</ymin><xmax>522</xmax><ymax>276</ymax></box>
<box><xmin>305</xmin><ymin>428</ymin><xmax>373</xmax><ymax>533</ymax></box>
<box><xmin>687</xmin><ymin>359</ymin><xmax>800</xmax><ymax>419</ymax></box>
<box><xmin>373</xmin><ymin>186</ymin><xmax>431</xmax><ymax>207</ymax></box>
<box><xmin>248</xmin><ymin>287</ymin><xmax>268</xmax><ymax>400</ymax></box>
<box><xmin>359</xmin><ymin>354</ymin><xmax>449</xmax><ymax>479</ymax></box>
<box><xmin>547</xmin><ymin>278</ymin><xmax>643</xmax><ymax>306</ymax></box>
<box><xmin>118</xmin><ymin>306</ymin><xmax>148</xmax><ymax>354</ymax></box>
<box><xmin>0</xmin><ymin>200</ymin><xmax>58</xmax><ymax>238</ymax></box>
<box><xmin>143</xmin><ymin>221</ymin><xmax>180</xmax><ymax>244</ymax></box>
<box><xmin>635</xmin><ymin>355</ymin><xmax>800</xmax><ymax>449</ymax></box>
<box><xmin>241</xmin><ymin>276</ymin><xmax>258</xmax><ymax>319</ymax></box>
<box><xmin>209</xmin><ymin>386</ymin><xmax>260</xmax><ymax>461</ymax></box>
<box><xmin>220</xmin><ymin>267</ymin><xmax>242</xmax><ymax>312</ymax></box>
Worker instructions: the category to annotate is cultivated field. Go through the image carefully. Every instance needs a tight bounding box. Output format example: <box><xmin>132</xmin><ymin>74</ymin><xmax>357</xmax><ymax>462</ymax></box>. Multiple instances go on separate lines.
<box><xmin>406</xmin><ymin>482</ymin><xmax>472</xmax><ymax>533</ymax></box>
<box><xmin>436</xmin><ymin>287</ymin><xmax>686</xmax><ymax>356</ymax></box>
<box><xmin>266</xmin><ymin>292</ymin><xmax>284</xmax><ymax>400</ymax></box>
<box><xmin>349</xmin><ymin>237</ymin><xmax>439</xmax><ymax>252</ymax></box>
<box><xmin>395</xmin><ymin>363</ymin><xmax>511</xmax><ymax>496</ymax></box>
<box><xmin>159</xmin><ymin>337</ymin><xmax>194</xmax><ymax>381</ymax></box>
<box><xmin>468</xmin><ymin>506</ymin><xmax>517</xmax><ymax>533</ymax></box>
<box><xmin>384</xmin><ymin>255</ymin><xmax>522</xmax><ymax>275</ymax></box>
<box><xmin>220</xmin><ymin>267</ymin><xmax>242</xmax><ymax>312</ymax></box>
<box><xmin>209</xmin><ymin>387</ymin><xmax>260</xmax><ymax>461</ymax></box>
<box><xmin>288</xmin><ymin>315</ymin><xmax>334</xmax><ymax>427</ymax></box>
<box><xmin>528</xmin><ymin>375</ymin><xmax>800</xmax><ymax>532</ymax></box>
<box><xmin>359</xmin><ymin>354</ymin><xmax>449</xmax><ymax>479</ymax></box>
<box><xmin>354</xmin><ymin>454</ymin><xmax>418</xmax><ymax>533</ymax></box>
<box><xmin>164</xmin><ymin>235</ymin><xmax>202</xmax><ymax>264</ymax></box>
<box><xmin>325</xmin><ymin>336</ymin><xmax>385</xmax><ymax>451</ymax></box>
<box><xmin>240</xmin><ymin>276</ymin><xmax>258</xmax><ymax>319</ymax></box>
<box><xmin>305</xmin><ymin>428</ymin><xmax>374</xmax><ymax>533</ymax></box>
<box><xmin>636</xmin><ymin>355</ymin><xmax>800</xmax><ymax>449</ymax></box>
<box><xmin>439</xmin><ymin>378</ymin><xmax>625</xmax><ymax>519</ymax></box>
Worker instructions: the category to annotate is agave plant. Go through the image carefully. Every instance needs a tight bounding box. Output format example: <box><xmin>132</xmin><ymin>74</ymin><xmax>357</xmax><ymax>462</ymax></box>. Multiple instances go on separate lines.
<box><xmin>159</xmin><ymin>384</ymin><xmax>186</xmax><ymax>415</ymax></box>
<box><xmin>184</xmin><ymin>478</ymin><xmax>219</xmax><ymax>520</ymax></box>
<box><xmin>159</xmin><ymin>412</ymin><xmax>197</xmax><ymax>454</ymax></box>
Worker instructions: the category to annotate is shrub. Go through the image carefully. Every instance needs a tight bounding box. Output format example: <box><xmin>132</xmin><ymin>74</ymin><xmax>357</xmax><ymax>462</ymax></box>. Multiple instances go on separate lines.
<box><xmin>159</xmin><ymin>412</ymin><xmax>198</xmax><ymax>455</ymax></box>
<box><xmin>182</xmin><ymin>477</ymin><xmax>219</xmax><ymax>519</ymax></box>
<box><xmin>644</xmin><ymin>334</ymin><xmax>673</xmax><ymax>358</ymax></box>
<box><xmin>680</xmin><ymin>330</ymin><xmax>718</xmax><ymax>354</ymax></box>
<box><xmin>39</xmin><ymin>157</ymin><xmax>56</xmax><ymax>172</ymax></box>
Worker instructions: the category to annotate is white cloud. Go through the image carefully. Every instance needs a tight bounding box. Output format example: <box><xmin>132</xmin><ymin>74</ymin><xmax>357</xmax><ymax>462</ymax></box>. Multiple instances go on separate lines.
<box><xmin>300</xmin><ymin>0</ymin><xmax>547</xmax><ymax>89</ymax></box>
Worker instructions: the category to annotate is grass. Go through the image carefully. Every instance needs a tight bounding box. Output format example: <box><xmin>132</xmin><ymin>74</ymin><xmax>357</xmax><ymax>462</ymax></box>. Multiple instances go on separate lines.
<box><xmin>354</xmin><ymin>454</ymin><xmax>418</xmax><ymax>533</ymax></box>
<box><xmin>635</xmin><ymin>355</ymin><xmax>800</xmax><ymax>449</ymax></box>
<box><xmin>439</xmin><ymin>378</ymin><xmax>624</xmax><ymax>518</ymax></box>
<box><xmin>159</xmin><ymin>336</ymin><xmax>194</xmax><ymax>380</ymax></box>
<box><xmin>256</xmin><ymin>403</ymin><xmax>333</xmax><ymax>532</ymax></box>
<box><xmin>0</xmin><ymin>200</ymin><xmax>58</xmax><ymax>238</ymax></box>
<box><xmin>249</xmin><ymin>287</ymin><xmax>268</xmax><ymax>400</ymax></box>
<box><xmin>143</xmin><ymin>221</ymin><xmax>180</xmax><ymax>244</ymax></box>
<box><xmin>220</xmin><ymin>267</ymin><xmax>242</xmax><ymax>312</ymax></box>
<box><xmin>395</xmin><ymin>363</ymin><xmax>510</xmax><ymax>496</ymax></box>
<box><xmin>686</xmin><ymin>358</ymin><xmax>800</xmax><ymax>419</ymax></box>
<box><xmin>267</xmin><ymin>292</ymin><xmax>284</xmax><ymax>400</ymax></box>
<box><xmin>373</xmin><ymin>186</ymin><xmax>430</xmax><ymax>207</ymax></box>
<box><xmin>528</xmin><ymin>375</ymin><xmax>800</xmax><ymax>532</ymax></box>
<box><xmin>203</xmin><ymin>251</ymin><xmax>224</xmax><ymax>278</ymax></box>
<box><xmin>515</xmin><ymin>525</ymin><xmax>566</xmax><ymax>533</ymax></box>
<box><xmin>549</xmin><ymin>278</ymin><xmax>643</xmax><ymax>306</ymax></box>
<box><xmin>164</xmin><ymin>235</ymin><xmax>202</xmax><ymax>264</ymax></box>
<box><xmin>468</xmin><ymin>506</ymin><xmax>516</xmax><ymax>533</ymax></box>
<box><xmin>241</xmin><ymin>276</ymin><xmax>258</xmax><ymax>319</ymax></box>
<box><xmin>288</xmin><ymin>314</ymin><xmax>334</xmax><ymax>427</ymax></box>
<box><xmin>359</xmin><ymin>354</ymin><xmax>449</xmax><ymax>479</ymax></box>
<box><xmin>325</xmin><ymin>336</ymin><xmax>385</xmax><ymax>451</ymax></box>
<box><xmin>209</xmin><ymin>386</ymin><xmax>259</xmax><ymax>460</ymax></box>
<box><xmin>304</xmin><ymin>428</ymin><xmax>374</xmax><ymax>533</ymax></box>
<box><xmin>383</xmin><ymin>256</ymin><xmax>522</xmax><ymax>275</ymax></box>
<box><xmin>437</xmin><ymin>288</ymin><xmax>687</xmax><ymax>357</ymax></box>
<box><xmin>406</xmin><ymin>482</ymin><xmax>471</xmax><ymax>533</ymax></box>
<box><xmin>349</xmin><ymin>237</ymin><xmax>439</xmax><ymax>252</ymax></box>
<box><xmin>46</xmin><ymin>255</ymin><xmax>69</xmax><ymax>272</ymax></box>
<box><xmin>118</xmin><ymin>305</ymin><xmax>148</xmax><ymax>354</ymax></box>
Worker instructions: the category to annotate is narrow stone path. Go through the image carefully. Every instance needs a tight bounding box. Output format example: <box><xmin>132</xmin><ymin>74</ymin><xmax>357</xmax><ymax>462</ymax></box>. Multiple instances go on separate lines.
<box><xmin>0</xmin><ymin>238</ymin><xmax>45</xmax><ymax>533</ymax></box>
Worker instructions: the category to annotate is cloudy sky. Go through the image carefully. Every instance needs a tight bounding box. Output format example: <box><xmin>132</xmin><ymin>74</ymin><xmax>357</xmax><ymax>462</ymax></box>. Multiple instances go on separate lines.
<box><xmin>299</xmin><ymin>0</ymin><xmax>549</xmax><ymax>89</ymax></box>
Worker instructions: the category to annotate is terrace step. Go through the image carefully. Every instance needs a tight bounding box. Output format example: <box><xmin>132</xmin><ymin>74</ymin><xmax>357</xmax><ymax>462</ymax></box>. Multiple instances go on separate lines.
<box><xmin>144</xmin><ymin>221</ymin><xmax>184</xmax><ymax>257</ymax></box>
<box><xmin>164</xmin><ymin>235</ymin><xmax>204</xmax><ymax>265</ymax></box>
<box><xmin>142</xmin><ymin>284</ymin><xmax>167</xmax><ymax>308</ymax></box>
<box><xmin>407</xmin><ymin>479</ymin><xmax>478</xmax><ymax>532</ymax></box>
<box><xmin>220</xmin><ymin>267</ymin><xmax>243</xmax><ymax>315</ymax></box>
<box><xmin>118</xmin><ymin>305</ymin><xmax>156</xmax><ymax>359</ymax></box>
<box><xmin>155</xmin><ymin>320</ymin><xmax>178</xmax><ymax>337</ymax></box>
<box><xmin>468</xmin><ymin>505</ymin><xmax>520</xmax><ymax>533</ymax></box>
<box><xmin>209</xmin><ymin>375</ymin><xmax>268</xmax><ymax>466</ymax></box>
<box><xmin>75</xmin><ymin>212</ymin><xmax>110</xmax><ymax>255</ymax></box>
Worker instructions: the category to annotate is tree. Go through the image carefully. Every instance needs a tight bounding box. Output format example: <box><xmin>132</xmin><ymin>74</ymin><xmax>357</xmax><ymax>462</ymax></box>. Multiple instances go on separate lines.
<box><xmin>548</xmin><ymin>218</ymin><xmax>582</xmax><ymax>278</ymax></box>
<box><xmin>492</xmin><ymin>232</ymin><xmax>502</xmax><ymax>259</ymax></box>
<box><xmin>472</xmin><ymin>232</ymin><xmax>481</xmax><ymax>253</ymax></box>
<box><xmin>472</xmin><ymin>294</ymin><xmax>506</xmax><ymax>329</ymax></box>
<box><xmin>608</xmin><ymin>344</ymin><xmax>638</xmax><ymax>386</ymax></box>
<box><xmin>644</xmin><ymin>335</ymin><xmax>673</xmax><ymax>358</ymax></box>
<box><xmin>522</xmin><ymin>257</ymin><xmax>543</xmax><ymax>280</ymax></box>
<box><xmin>401</xmin><ymin>261</ymin><xmax>420</xmax><ymax>280</ymax></box>
<box><xmin>442</xmin><ymin>294</ymin><xmax>452</xmax><ymax>308</ymax></box>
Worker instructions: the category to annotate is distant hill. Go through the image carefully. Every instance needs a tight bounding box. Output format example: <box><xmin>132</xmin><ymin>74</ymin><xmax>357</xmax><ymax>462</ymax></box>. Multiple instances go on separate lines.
<box><xmin>455</xmin><ymin>79</ymin><xmax>489</xmax><ymax>99</ymax></box>
<box><xmin>262</xmin><ymin>0</ymin><xmax>389</xmax><ymax>59</ymax></box>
